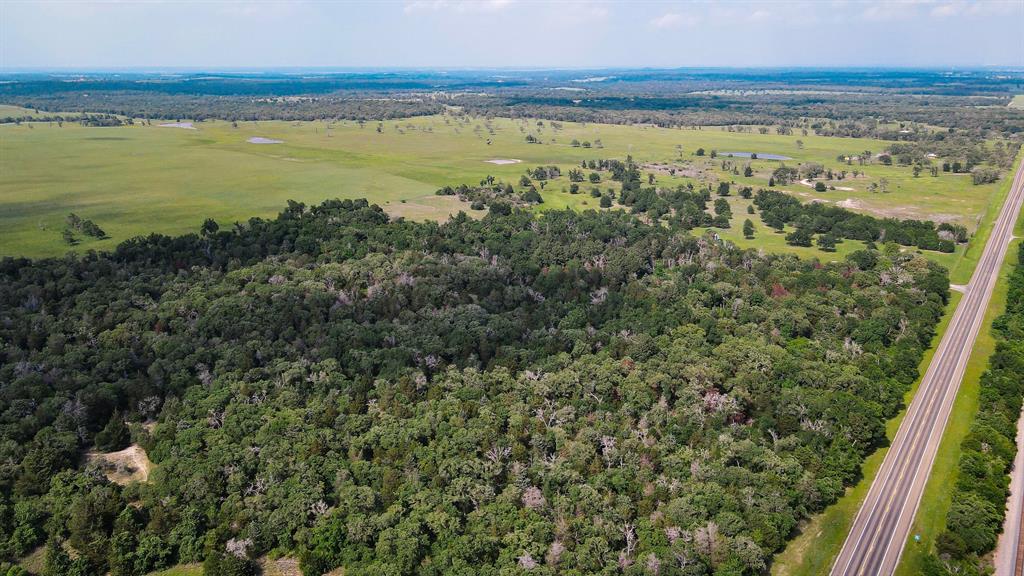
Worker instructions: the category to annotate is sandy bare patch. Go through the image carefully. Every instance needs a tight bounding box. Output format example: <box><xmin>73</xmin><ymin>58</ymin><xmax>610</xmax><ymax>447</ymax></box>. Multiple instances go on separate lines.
<box><xmin>642</xmin><ymin>162</ymin><xmax>705</xmax><ymax>179</ymax></box>
<box><xmin>485</xmin><ymin>158</ymin><xmax>522</xmax><ymax>165</ymax></box>
<box><xmin>87</xmin><ymin>444</ymin><xmax>153</xmax><ymax>485</ymax></box>
<box><xmin>799</xmin><ymin>179</ymin><xmax>854</xmax><ymax>191</ymax></box>
<box><xmin>159</xmin><ymin>122</ymin><xmax>195</xmax><ymax>130</ymax></box>
<box><xmin>384</xmin><ymin>195</ymin><xmax>477</xmax><ymax>222</ymax></box>
<box><xmin>835</xmin><ymin>197</ymin><xmax>961</xmax><ymax>225</ymax></box>
<box><xmin>248</xmin><ymin>137</ymin><xmax>284</xmax><ymax>144</ymax></box>
<box><xmin>950</xmin><ymin>284</ymin><xmax>968</xmax><ymax>293</ymax></box>
<box><xmin>18</xmin><ymin>545</ymin><xmax>46</xmax><ymax>574</ymax></box>
<box><xmin>260</xmin><ymin>557</ymin><xmax>302</xmax><ymax>576</ymax></box>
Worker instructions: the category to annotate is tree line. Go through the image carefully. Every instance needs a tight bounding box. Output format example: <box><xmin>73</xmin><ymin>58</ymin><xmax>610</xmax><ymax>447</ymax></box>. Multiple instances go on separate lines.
<box><xmin>753</xmin><ymin>190</ymin><xmax>963</xmax><ymax>253</ymax></box>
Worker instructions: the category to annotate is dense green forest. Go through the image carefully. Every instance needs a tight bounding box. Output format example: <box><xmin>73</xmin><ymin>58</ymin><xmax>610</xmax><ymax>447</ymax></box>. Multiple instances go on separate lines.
<box><xmin>0</xmin><ymin>200</ymin><xmax>949</xmax><ymax>575</ymax></box>
<box><xmin>925</xmin><ymin>244</ymin><xmax>1024</xmax><ymax>576</ymax></box>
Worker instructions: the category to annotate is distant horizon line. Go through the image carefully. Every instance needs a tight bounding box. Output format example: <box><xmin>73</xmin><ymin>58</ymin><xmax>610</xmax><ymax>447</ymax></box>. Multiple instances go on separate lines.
<box><xmin>3</xmin><ymin>65</ymin><xmax>1024</xmax><ymax>75</ymax></box>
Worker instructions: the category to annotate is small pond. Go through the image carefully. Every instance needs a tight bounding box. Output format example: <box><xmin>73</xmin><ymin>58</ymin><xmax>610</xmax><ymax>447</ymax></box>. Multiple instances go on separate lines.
<box><xmin>720</xmin><ymin>151</ymin><xmax>791</xmax><ymax>160</ymax></box>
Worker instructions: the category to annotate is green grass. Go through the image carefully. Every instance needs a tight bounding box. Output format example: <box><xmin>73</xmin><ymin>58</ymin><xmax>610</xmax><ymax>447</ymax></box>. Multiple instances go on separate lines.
<box><xmin>940</xmin><ymin>153</ymin><xmax>1021</xmax><ymax>284</ymax></box>
<box><xmin>771</xmin><ymin>150</ymin><xmax>1024</xmax><ymax>576</ymax></box>
<box><xmin>0</xmin><ymin>104</ymin><xmax>82</xmax><ymax>119</ymax></box>
<box><xmin>693</xmin><ymin>195</ymin><xmax>872</xmax><ymax>260</ymax></box>
<box><xmin>0</xmin><ymin>114</ymin><xmax>1006</xmax><ymax>258</ymax></box>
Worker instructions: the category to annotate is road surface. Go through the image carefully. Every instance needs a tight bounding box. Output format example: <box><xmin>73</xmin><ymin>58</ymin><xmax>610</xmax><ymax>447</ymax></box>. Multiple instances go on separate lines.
<box><xmin>831</xmin><ymin>155</ymin><xmax>1024</xmax><ymax>576</ymax></box>
<box><xmin>993</xmin><ymin>405</ymin><xmax>1024</xmax><ymax>576</ymax></box>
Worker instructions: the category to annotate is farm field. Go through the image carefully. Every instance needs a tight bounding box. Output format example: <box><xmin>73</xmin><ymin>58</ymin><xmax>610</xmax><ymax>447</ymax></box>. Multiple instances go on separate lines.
<box><xmin>0</xmin><ymin>104</ymin><xmax>85</xmax><ymax>119</ymax></box>
<box><xmin>0</xmin><ymin>106</ymin><xmax>1007</xmax><ymax>259</ymax></box>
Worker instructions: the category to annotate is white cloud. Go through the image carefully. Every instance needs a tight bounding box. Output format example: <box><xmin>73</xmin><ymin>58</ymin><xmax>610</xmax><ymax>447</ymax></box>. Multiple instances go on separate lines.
<box><xmin>748</xmin><ymin>9</ymin><xmax>772</xmax><ymax>21</ymax></box>
<box><xmin>931</xmin><ymin>0</ymin><xmax>1020</xmax><ymax>18</ymax></box>
<box><xmin>930</xmin><ymin>3</ymin><xmax>959</xmax><ymax>18</ymax></box>
<box><xmin>404</xmin><ymin>0</ymin><xmax>513</xmax><ymax>15</ymax></box>
<box><xmin>649</xmin><ymin>12</ymin><xmax>699</xmax><ymax>29</ymax></box>
<box><xmin>860</xmin><ymin>3</ymin><xmax>912</xmax><ymax>21</ymax></box>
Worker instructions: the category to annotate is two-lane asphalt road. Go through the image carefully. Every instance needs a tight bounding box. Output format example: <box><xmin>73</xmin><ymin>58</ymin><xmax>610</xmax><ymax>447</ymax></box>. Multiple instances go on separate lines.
<box><xmin>831</xmin><ymin>156</ymin><xmax>1024</xmax><ymax>576</ymax></box>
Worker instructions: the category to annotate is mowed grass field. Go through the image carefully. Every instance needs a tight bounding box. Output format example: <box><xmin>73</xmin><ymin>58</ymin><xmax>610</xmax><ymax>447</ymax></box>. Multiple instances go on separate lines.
<box><xmin>0</xmin><ymin>106</ymin><xmax>1007</xmax><ymax>260</ymax></box>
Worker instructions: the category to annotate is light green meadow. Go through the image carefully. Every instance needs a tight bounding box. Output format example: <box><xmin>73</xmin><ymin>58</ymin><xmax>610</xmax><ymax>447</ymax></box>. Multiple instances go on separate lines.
<box><xmin>0</xmin><ymin>107</ymin><xmax>1006</xmax><ymax>260</ymax></box>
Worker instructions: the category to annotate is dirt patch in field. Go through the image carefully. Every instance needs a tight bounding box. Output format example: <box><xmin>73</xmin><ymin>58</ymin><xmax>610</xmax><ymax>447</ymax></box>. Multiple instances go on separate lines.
<box><xmin>158</xmin><ymin>122</ymin><xmax>195</xmax><ymax>130</ymax></box>
<box><xmin>87</xmin><ymin>444</ymin><xmax>153</xmax><ymax>485</ymax></box>
<box><xmin>383</xmin><ymin>194</ymin><xmax>477</xmax><ymax>222</ymax></box>
<box><xmin>642</xmin><ymin>162</ymin><xmax>705</xmax><ymax>179</ymax></box>
<box><xmin>837</xmin><ymin>197</ymin><xmax>922</xmax><ymax>218</ymax></box>
<box><xmin>834</xmin><ymin>197</ymin><xmax>960</xmax><ymax>224</ymax></box>
<box><xmin>799</xmin><ymin>179</ymin><xmax>854</xmax><ymax>191</ymax></box>
<box><xmin>18</xmin><ymin>545</ymin><xmax>46</xmax><ymax>574</ymax></box>
<box><xmin>248</xmin><ymin>137</ymin><xmax>284</xmax><ymax>144</ymax></box>
<box><xmin>720</xmin><ymin>151</ymin><xmax>792</xmax><ymax>160</ymax></box>
<box><xmin>485</xmin><ymin>158</ymin><xmax>521</xmax><ymax>165</ymax></box>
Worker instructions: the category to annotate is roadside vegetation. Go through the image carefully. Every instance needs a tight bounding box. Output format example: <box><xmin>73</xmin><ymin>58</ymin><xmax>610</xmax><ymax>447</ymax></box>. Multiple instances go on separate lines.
<box><xmin>920</xmin><ymin>241</ymin><xmax>1024</xmax><ymax>575</ymax></box>
<box><xmin>771</xmin><ymin>151</ymin><xmax>1023</xmax><ymax>576</ymax></box>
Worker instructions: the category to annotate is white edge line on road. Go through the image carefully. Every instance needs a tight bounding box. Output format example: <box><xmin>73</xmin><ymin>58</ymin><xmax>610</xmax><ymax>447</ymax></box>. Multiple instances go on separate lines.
<box><xmin>830</xmin><ymin>154</ymin><xmax>1024</xmax><ymax>576</ymax></box>
<box><xmin>883</xmin><ymin>175</ymin><xmax>1024</xmax><ymax>574</ymax></box>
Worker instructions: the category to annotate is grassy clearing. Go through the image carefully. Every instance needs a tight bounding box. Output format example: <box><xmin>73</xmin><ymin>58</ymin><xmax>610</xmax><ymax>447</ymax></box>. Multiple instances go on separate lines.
<box><xmin>86</xmin><ymin>444</ymin><xmax>154</xmax><ymax>485</ymax></box>
<box><xmin>146</xmin><ymin>564</ymin><xmax>203</xmax><ymax>576</ymax></box>
<box><xmin>17</xmin><ymin>546</ymin><xmax>46</xmax><ymax>574</ymax></box>
<box><xmin>1009</xmin><ymin>95</ymin><xmax>1024</xmax><ymax>109</ymax></box>
<box><xmin>0</xmin><ymin>114</ymin><xmax>1004</xmax><ymax>258</ymax></box>
<box><xmin>694</xmin><ymin>195</ymin><xmax>872</xmax><ymax>260</ymax></box>
<box><xmin>940</xmin><ymin>154</ymin><xmax>1021</xmax><ymax>284</ymax></box>
<box><xmin>146</xmin><ymin>557</ymin><xmax>300</xmax><ymax>576</ymax></box>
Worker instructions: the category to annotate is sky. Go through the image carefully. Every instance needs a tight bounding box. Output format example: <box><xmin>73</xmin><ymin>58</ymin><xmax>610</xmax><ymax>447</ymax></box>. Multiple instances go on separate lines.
<box><xmin>1</xmin><ymin>0</ymin><xmax>1023</xmax><ymax>70</ymax></box>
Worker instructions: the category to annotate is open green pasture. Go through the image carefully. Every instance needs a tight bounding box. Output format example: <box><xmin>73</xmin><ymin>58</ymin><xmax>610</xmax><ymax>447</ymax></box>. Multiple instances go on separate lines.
<box><xmin>0</xmin><ymin>106</ymin><xmax>1005</xmax><ymax>258</ymax></box>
